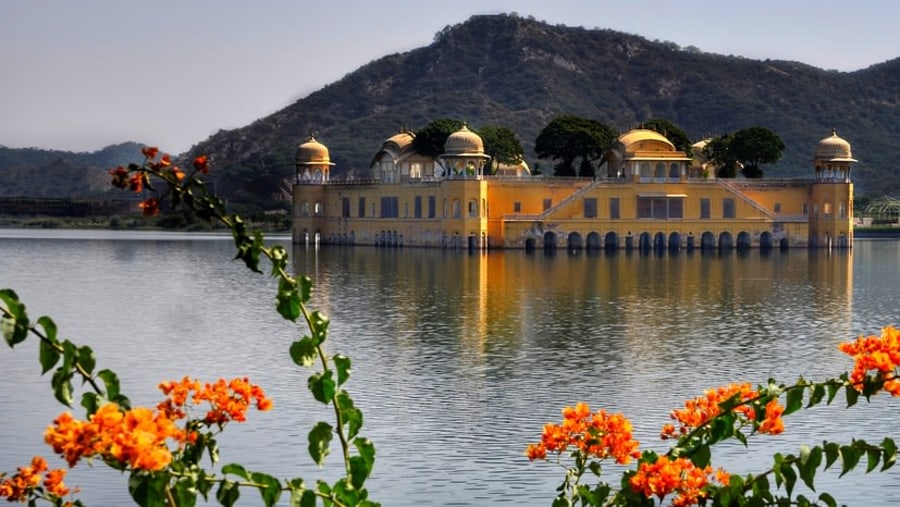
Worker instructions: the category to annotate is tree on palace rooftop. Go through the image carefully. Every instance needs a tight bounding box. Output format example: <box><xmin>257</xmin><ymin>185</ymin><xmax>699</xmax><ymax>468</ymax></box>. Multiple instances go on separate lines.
<box><xmin>478</xmin><ymin>125</ymin><xmax>524</xmax><ymax>174</ymax></box>
<box><xmin>412</xmin><ymin>118</ymin><xmax>463</xmax><ymax>158</ymax></box>
<box><xmin>534</xmin><ymin>115</ymin><xmax>618</xmax><ymax>177</ymax></box>
<box><xmin>705</xmin><ymin>126</ymin><xmax>785</xmax><ymax>178</ymax></box>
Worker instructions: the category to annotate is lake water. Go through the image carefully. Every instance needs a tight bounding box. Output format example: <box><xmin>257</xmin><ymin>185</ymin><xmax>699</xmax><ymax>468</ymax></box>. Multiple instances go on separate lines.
<box><xmin>1</xmin><ymin>229</ymin><xmax>898</xmax><ymax>506</ymax></box>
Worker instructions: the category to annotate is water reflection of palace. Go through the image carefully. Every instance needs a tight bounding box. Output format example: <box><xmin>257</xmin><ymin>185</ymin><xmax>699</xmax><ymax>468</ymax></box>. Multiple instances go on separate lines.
<box><xmin>293</xmin><ymin>127</ymin><xmax>856</xmax><ymax>250</ymax></box>
<box><xmin>292</xmin><ymin>247</ymin><xmax>853</xmax><ymax>358</ymax></box>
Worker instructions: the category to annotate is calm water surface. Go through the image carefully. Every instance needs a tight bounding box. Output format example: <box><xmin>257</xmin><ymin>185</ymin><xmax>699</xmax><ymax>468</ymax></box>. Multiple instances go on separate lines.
<box><xmin>1</xmin><ymin>229</ymin><xmax>898</xmax><ymax>506</ymax></box>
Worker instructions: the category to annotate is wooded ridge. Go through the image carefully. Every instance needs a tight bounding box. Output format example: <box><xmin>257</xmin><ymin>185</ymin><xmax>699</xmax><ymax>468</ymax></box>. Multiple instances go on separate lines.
<box><xmin>4</xmin><ymin>14</ymin><xmax>899</xmax><ymax>208</ymax></box>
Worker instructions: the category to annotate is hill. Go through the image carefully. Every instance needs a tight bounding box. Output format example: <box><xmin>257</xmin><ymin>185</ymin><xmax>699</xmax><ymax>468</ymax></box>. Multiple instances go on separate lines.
<box><xmin>4</xmin><ymin>14</ymin><xmax>900</xmax><ymax>206</ymax></box>
<box><xmin>0</xmin><ymin>142</ymin><xmax>144</xmax><ymax>198</ymax></box>
<box><xmin>186</xmin><ymin>14</ymin><xmax>900</xmax><ymax>202</ymax></box>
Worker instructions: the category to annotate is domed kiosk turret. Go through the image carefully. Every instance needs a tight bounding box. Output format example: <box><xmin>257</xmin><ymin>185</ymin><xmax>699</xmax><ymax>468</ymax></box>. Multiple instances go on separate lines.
<box><xmin>439</xmin><ymin>124</ymin><xmax>491</xmax><ymax>178</ymax></box>
<box><xmin>814</xmin><ymin>129</ymin><xmax>855</xmax><ymax>183</ymax></box>
<box><xmin>295</xmin><ymin>135</ymin><xmax>335</xmax><ymax>183</ymax></box>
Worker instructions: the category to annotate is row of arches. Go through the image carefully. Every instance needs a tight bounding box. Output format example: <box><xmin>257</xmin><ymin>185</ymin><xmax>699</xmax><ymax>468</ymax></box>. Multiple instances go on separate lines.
<box><xmin>529</xmin><ymin>231</ymin><xmax>787</xmax><ymax>251</ymax></box>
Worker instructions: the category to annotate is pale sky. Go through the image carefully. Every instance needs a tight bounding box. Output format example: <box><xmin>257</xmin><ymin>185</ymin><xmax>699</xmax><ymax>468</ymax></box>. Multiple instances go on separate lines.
<box><xmin>2</xmin><ymin>0</ymin><xmax>899</xmax><ymax>154</ymax></box>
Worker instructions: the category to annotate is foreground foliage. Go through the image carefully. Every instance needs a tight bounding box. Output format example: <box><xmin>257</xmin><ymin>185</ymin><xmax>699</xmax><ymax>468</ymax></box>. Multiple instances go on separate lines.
<box><xmin>1</xmin><ymin>148</ymin><xmax>377</xmax><ymax>506</ymax></box>
<box><xmin>526</xmin><ymin>326</ymin><xmax>900</xmax><ymax>506</ymax></box>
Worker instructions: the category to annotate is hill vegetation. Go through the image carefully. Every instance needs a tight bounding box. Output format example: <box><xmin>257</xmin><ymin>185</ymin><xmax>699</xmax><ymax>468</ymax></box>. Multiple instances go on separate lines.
<box><xmin>3</xmin><ymin>14</ymin><xmax>900</xmax><ymax>208</ymax></box>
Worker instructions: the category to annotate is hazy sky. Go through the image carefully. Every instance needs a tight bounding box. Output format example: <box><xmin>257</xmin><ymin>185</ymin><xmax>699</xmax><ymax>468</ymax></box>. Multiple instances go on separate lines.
<box><xmin>3</xmin><ymin>0</ymin><xmax>899</xmax><ymax>154</ymax></box>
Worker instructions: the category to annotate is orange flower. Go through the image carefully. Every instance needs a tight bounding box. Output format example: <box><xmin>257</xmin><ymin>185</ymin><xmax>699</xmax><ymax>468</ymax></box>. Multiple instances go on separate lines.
<box><xmin>141</xmin><ymin>146</ymin><xmax>159</xmax><ymax>160</ymax></box>
<box><xmin>44</xmin><ymin>403</ymin><xmax>184</xmax><ymax>472</ymax></box>
<box><xmin>629</xmin><ymin>456</ymin><xmax>729</xmax><ymax>507</ymax></box>
<box><xmin>193</xmin><ymin>155</ymin><xmax>209</xmax><ymax>174</ymax></box>
<box><xmin>667</xmin><ymin>383</ymin><xmax>759</xmax><ymax>436</ymax></box>
<box><xmin>758</xmin><ymin>399</ymin><xmax>785</xmax><ymax>435</ymax></box>
<box><xmin>525</xmin><ymin>402</ymin><xmax>640</xmax><ymax>465</ymax></box>
<box><xmin>138</xmin><ymin>198</ymin><xmax>159</xmax><ymax>216</ymax></box>
<box><xmin>839</xmin><ymin>325</ymin><xmax>900</xmax><ymax>396</ymax></box>
<box><xmin>157</xmin><ymin>376</ymin><xmax>272</xmax><ymax>426</ymax></box>
<box><xmin>128</xmin><ymin>172</ymin><xmax>146</xmax><ymax>193</ymax></box>
<box><xmin>109</xmin><ymin>165</ymin><xmax>129</xmax><ymax>189</ymax></box>
<box><xmin>0</xmin><ymin>456</ymin><xmax>71</xmax><ymax>502</ymax></box>
<box><xmin>171</xmin><ymin>166</ymin><xmax>186</xmax><ymax>182</ymax></box>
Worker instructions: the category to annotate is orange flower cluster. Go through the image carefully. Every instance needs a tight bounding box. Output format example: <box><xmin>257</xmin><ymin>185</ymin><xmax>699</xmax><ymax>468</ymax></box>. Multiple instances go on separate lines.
<box><xmin>138</xmin><ymin>197</ymin><xmax>160</xmax><ymax>216</ymax></box>
<box><xmin>839</xmin><ymin>325</ymin><xmax>900</xmax><ymax>396</ymax></box>
<box><xmin>525</xmin><ymin>402</ymin><xmax>641</xmax><ymax>465</ymax></box>
<box><xmin>629</xmin><ymin>456</ymin><xmax>729</xmax><ymax>507</ymax></box>
<box><xmin>662</xmin><ymin>382</ymin><xmax>785</xmax><ymax>438</ymax></box>
<box><xmin>0</xmin><ymin>456</ymin><xmax>72</xmax><ymax>502</ymax></box>
<box><xmin>192</xmin><ymin>155</ymin><xmax>210</xmax><ymax>174</ymax></box>
<box><xmin>44</xmin><ymin>403</ymin><xmax>185</xmax><ymax>471</ymax></box>
<box><xmin>157</xmin><ymin>376</ymin><xmax>273</xmax><ymax>426</ymax></box>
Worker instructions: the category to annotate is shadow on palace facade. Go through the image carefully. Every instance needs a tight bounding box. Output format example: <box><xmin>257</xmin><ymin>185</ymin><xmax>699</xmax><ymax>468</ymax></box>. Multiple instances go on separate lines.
<box><xmin>292</xmin><ymin>126</ymin><xmax>855</xmax><ymax>251</ymax></box>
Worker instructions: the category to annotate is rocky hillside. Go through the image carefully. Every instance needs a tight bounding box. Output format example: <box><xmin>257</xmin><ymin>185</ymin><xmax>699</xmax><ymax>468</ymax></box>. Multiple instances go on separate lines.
<box><xmin>4</xmin><ymin>14</ymin><xmax>900</xmax><ymax>206</ymax></box>
<box><xmin>186</xmin><ymin>14</ymin><xmax>900</xmax><ymax>200</ymax></box>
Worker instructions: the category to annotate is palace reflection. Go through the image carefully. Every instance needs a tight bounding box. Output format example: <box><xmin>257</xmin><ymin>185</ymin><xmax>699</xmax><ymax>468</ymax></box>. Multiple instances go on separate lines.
<box><xmin>291</xmin><ymin>246</ymin><xmax>853</xmax><ymax>363</ymax></box>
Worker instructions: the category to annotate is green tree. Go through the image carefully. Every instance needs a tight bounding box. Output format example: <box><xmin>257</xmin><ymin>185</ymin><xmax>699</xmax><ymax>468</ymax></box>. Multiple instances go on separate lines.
<box><xmin>703</xmin><ymin>134</ymin><xmax>738</xmax><ymax>178</ymax></box>
<box><xmin>477</xmin><ymin>125</ymin><xmax>524</xmax><ymax>174</ymax></box>
<box><xmin>642</xmin><ymin>118</ymin><xmax>693</xmax><ymax>156</ymax></box>
<box><xmin>703</xmin><ymin>127</ymin><xmax>785</xmax><ymax>178</ymax></box>
<box><xmin>534</xmin><ymin>115</ymin><xmax>618</xmax><ymax>177</ymax></box>
<box><xmin>411</xmin><ymin>118</ymin><xmax>463</xmax><ymax>158</ymax></box>
<box><xmin>731</xmin><ymin>126</ymin><xmax>785</xmax><ymax>178</ymax></box>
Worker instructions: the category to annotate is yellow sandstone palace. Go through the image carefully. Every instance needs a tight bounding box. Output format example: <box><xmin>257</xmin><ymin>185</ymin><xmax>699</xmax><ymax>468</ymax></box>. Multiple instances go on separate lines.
<box><xmin>291</xmin><ymin>126</ymin><xmax>855</xmax><ymax>250</ymax></box>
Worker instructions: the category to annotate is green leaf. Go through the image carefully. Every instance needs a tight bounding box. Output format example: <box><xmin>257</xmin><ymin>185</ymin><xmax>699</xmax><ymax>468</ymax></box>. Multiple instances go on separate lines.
<box><xmin>309</xmin><ymin>371</ymin><xmax>336</xmax><ymax>404</ymax></box>
<box><xmin>866</xmin><ymin>447</ymin><xmax>881</xmax><ymax>473</ymax></box>
<box><xmin>881</xmin><ymin>437</ymin><xmax>897</xmax><ymax>472</ymax></box>
<box><xmin>332</xmin><ymin>478</ymin><xmax>360</xmax><ymax>506</ymax></box>
<box><xmin>845</xmin><ymin>384</ymin><xmax>859</xmax><ymax>407</ymax></box>
<box><xmin>276</xmin><ymin>281</ymin><xmax>301</xmax><ymax>322</ymax></box>
<box><xmin>36</xmin><ymin>316</ymin><xmax>60</xmax><ymax>374</ymax></box>
<box><xmin>77</xmin><ymin>345</ymin><xmax>96</xmax><ymax>376</ymax></box>
<box><xmin>798</xmin><ymin>446</ymin><xmax>822</xmax><ymax>491</ymax></box>
<box><xmin>289</xmin><ymin>337</ymin><xmax>318</xmax><ymax>368</ymax></box>
<box><xmin>81</xmin><ymin>392</ymin><xmax>99</xmax><ymax>415</ymax></box>
<box><xmin>333</xmin><ymin>354</ymin><xmax>351</xmax><ymax>386</ymax></box>
<box><xmin>807</xmin><ymin>383</ymin><xmax>825</xmax><ymax>408</ymax></box>
<box><xmin>128</xmin><ymin>472</ymin><xmax>169</xmax><ymax>507</ymax></box>
<box><xmin>840</xmin><ymin>445</ymin><xmax>861</xmax><ymax>477</ymax></box>
<box><xmin>818</xmin><ymin>492</ymin><xmax>837</xmax><ymax>507</ymax></box>
<box><xmin>216</xmin><ymin>480</ymin><xmax>240</xmax><ymax>507</ymax></box>
<box><xmin>690</xmin><ymin>443</ymin><xmax>711</xmax><ymax>468</ymax></box>
<box><xmin>353</xmin><ymin>438</ymin><xmax>376</xmax><ymax>478</ymax></box>
<box><xmin>0</xmin><ymin>289</ymin><xmax>29</xmax><ymax>347</ymax></box>
<box><xmin>250</xmin><ymin>471</ymin><xmax>282</xmax><ymax>507</ymax></box>
<box><xmin>784</xmin><ymin>387</ymin><xmax>803</xmax><ymax>416</ymax></box>
<box><xmin>222</xmin><ymin>463</ymin><xmax>249</xmax><ymax>480</ymax></box>
<box><xmin>710</xmin><ymin>412</ymin><xmax>735</xmax><ymax>443</ymax></box>
<box><xmin>298</xmin><ymin>276</ymin><xmax>313</xmax><ymax>303</ymax></box>
<box><xmin>308</xmin><ymin>421</ymin><xmax>333</xmax><ymax>466</ymax></box>
<box><xmin>51</xmin><ymin>367</ymin><xmax>74</xmax><ymax>406</ymax></box>
<box><xmin>39</xmin><ymin>336</ymin><xmax>61</xmax><ymax>375</ymax></box>
<box><xmin>97</xmin><ymin>369</ymin><xmax>121</xmax><ymax>402</ymax></box>
<box><xmin>780</xmin><ymin>461</ymin><xmax>797</xmax><ymax>496</ymax></box>
<box><xmin>826</xmin><ymin>380</ymin><xmax>841</xmax><ymax>404</ymax></box>
<box><xmin>824</xmin><ymin>442</ymin><xmax>840</xmax><ymax>469</ymax></box>
<box><xmin>172</xmin><ymin>478</ymin><xmax>198</xmax><ymax>507</ymax></box>
<box><xmin>336</xmin><ymin>391</ymin><xmax>363</xmax><ymax>438</ymax></box>
<box><xmin>298</xmin><ymin>488</ymin><xmax>317</xmax><ymax>507</ymax></box>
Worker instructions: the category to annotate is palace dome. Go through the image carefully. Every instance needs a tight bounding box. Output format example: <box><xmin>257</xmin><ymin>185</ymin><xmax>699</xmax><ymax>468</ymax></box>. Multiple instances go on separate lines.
<box><xmin>815</xmin><ymin>129</ymin><xmax>856</xmax><ymax>162</ymax></box>
<box><xmin>443</xmin><ymin>125</ymin><xmax>484</xmax><ymax>156</ymax></box>
<box><xmin>296</xmin><ymin>136</ymin><xmax>334</xmax><ymax>166</ymax></box>
<box><xmin>618</xmin><ymin>129</ymin><xmax>675</xmax><ymax>152</ymax></box>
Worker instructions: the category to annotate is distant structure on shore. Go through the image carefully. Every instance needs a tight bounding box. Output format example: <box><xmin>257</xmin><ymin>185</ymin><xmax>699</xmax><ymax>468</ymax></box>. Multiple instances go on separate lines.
<box><xmin>291</xmin><ymin>126</ymin><xmax>854</xmax><ymax>250</ymax></box>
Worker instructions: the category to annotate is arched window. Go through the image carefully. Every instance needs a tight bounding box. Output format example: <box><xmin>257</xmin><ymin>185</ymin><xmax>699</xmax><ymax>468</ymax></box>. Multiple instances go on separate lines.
<box><xmin>640</xmin><ymin>162</ymin><xmax>651</xmax><ymax>179</ymax></box>
<box><xmin>669</xmin><ymin>163</ymin><xmax>680</xmax><ymax>179</ymax></box>
<box><xmin>655</xmin><ymin>163</ymin><xmax>666</xmax><ymax>179</ymax></box>
<box><xmin>468</xmin><ymin>199</ymin><xmax>478</xmax><ymax>217</ymax></box>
